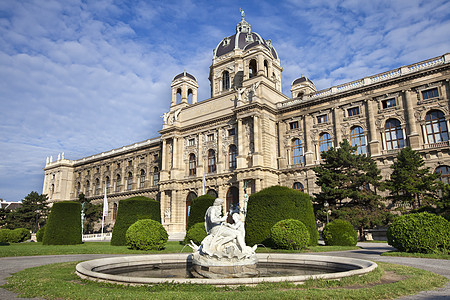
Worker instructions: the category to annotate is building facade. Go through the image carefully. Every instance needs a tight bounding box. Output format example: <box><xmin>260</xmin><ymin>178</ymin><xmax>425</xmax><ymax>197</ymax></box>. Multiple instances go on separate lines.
<box><xmin>43</xmin><ymin>15</ymin><xmax>450</xmax><ymax>236</ymax></box>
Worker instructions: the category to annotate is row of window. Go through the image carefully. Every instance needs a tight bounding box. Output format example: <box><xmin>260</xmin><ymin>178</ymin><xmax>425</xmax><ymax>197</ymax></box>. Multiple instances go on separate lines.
<box><xmin>76</xmin><ymin>168</ymin><xmax>160</xmax><ymax>196</ymax></box>
<box><xmin>290</xmin><ymin>110</ymin><xmax>449</xmax><ymax>164</ymax></box>
<box><xmin>221</xmin><ymin>59</ymin><xmax>272</xmax><ymax>92</ymax></box>
<box><xmin>188</xmin><ymin>145</ymin><xmax>238</xmax><ymax>175</ymax></box>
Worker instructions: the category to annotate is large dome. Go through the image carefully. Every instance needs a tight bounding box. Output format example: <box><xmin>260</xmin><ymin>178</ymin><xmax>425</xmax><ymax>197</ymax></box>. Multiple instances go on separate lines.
<box><xmin>213</xmin><ymin>13</ymin><xmax>278</xmax><ymax>59</ymax></box>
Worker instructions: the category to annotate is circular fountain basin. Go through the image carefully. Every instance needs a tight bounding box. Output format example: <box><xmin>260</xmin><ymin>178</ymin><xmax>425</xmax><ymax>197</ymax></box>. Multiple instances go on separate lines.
<box><xmin>76</xmin><ymin>253</ymin><xmax>377</xmax><ymax>285</ymax></box>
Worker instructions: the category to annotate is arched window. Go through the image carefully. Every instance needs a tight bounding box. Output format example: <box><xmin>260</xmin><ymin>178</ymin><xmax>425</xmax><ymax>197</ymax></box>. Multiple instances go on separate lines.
<box><xmin>319</xmin><ymin>133</ymin><xmax>333</xmax><ymax>158</ymax></box>
<box><xmin>105</xmin><ymin>176</ymin><xmax>110</xmax><ymax>193</ymax></box>
<box><xmin>188</xmin><ymin>88</ymin><xmax>193</xmax><ymax>103</ymax></box>
<box><xmin>229</xmin><ymin>145</ymin><xmax>237</xmax><ymax>169</ymax></box>
<box><xmin>113</xmin><ymin>203</ymin><xmax>118</xmax><ymax>220</ymax></box>
<box><xmin>249</xmin><ymin>59</ymin><xmax>257</xmax><ymax>78</ymax></box>
<box><xmin>95</xmin><ymin>178</ymin><xmax>100</xmax><ymax>195</ymax></box>
<box><xmin>435</xmin><ymin>166</ymin><xmax>450</xmax><ymax>184</ymax></box>
<box><xmin>189</xmin><ymin>153</ymin><xmax>196</xmax><ymax>176</ymax></box>
<box><xmin>208</xmin><ymin>149</ymin><xmax>216</xmax><ymax>173</ymax></box>
<box><xmin>385</xmin><ymin>119</ymin><xmax>405</xmax><ymax>150</ymax></box>
<box><xmin>226</xmin><ymin>186</ymin><xmax>239</xmax><ymax>212</ymax></box>
<box><xmin>127</xmin><ymin>172</ymin><xmax>133</xmax><ymax>190</ymax></box>
<box><xmin>85</xmin><ymin>180</ymin><xmax>90</xmax><ymax>196</ymax></box>
<box><xmin>115</xmin><ymin>174</ymin><xmax>121</xmax><ymax>192</ymax></box>
<box><xmin>77</xmin><ymin>182</ymin><xmax>81</xmax><ymax>196</ymax></box>
<box><xmin>140</xmin><ymin>170</ymin><xmax>146</xmax><ymax>188</ymax></box>
<box><xmin>222</xmin><ymin>71</ymin><xmax>230</xmax><ymax>90</ymax></box>
<box><xmin>207</xmin><ymin>189</ymin><xmax>218</xmax><ymax>198</ymax></box>
<box><xmin>291</xmin><ymin>138</ymin><xmax>304</xmax><ymax>165</ymax></box>
<box><xmin>176</xmin><ymin>88</ymin><xmax>182</xmax><ymax>103</ymax></box>
<box><xmin>186</xmin><ymin>191</ymin><xmax>197</xmax><ymax>228</ymax></box>
<box><xmin>350</xmin><ymin>126</ymin><xmax>367</xmax><ymax>155</ymax></box>
<box><xmin>425</xmin><ymin>110</ymin><xmax>448</xmax><ymax>144</ymax></box>
<box><xmin>264</xmin><ymin>60</ymin><xmax>268</xmax><ymax>77</ymax></box>
<box><xmin>293</xmin><ymin>182</ymin><xmax>304</xmax><ymax>192</ymax></box>
<box><xmin>153</xmin><ymin>167</ymin><xmax>159</xmax><ymax>185</ymax></box>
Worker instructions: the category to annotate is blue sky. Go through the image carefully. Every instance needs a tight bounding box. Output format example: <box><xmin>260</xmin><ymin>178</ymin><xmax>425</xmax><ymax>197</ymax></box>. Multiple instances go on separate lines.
<box><xmin>1</xmin><ymin>0</ymin><xmax>449</xmax><ymax>202</ymax></box>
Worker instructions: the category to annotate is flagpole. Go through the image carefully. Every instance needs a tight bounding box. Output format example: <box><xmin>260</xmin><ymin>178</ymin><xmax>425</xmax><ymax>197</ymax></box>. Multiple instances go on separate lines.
<box><xmin>102</xmin><ymin>183</ymin><xmax>108</xmax><ymax>240</ymax></box>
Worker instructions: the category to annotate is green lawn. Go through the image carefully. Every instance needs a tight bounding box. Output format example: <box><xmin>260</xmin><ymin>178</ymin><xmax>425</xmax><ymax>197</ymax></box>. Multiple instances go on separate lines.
<box><xmin>2</xmin><ymin>261</ymin><xmax>447</xmax><ymax>299</ymax></box>
<box><xmin>0</xmin><ymin>241</ymin><xmax>359</xmax><ymax>257</ymax></box>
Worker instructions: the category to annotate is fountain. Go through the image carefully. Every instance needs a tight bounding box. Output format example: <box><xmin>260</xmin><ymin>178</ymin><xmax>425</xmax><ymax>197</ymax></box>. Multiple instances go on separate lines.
<box><xmin>76</xmin><ymin>197</ymin><xmax>377</xmax><ymax>285</ymax></box>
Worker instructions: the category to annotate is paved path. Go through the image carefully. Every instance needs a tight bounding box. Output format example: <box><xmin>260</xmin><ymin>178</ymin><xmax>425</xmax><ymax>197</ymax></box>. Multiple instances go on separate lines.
<box><xmin>0</xmin><ymin>243</ymin><xmax>448</xmax><ymax>299</ymax></box>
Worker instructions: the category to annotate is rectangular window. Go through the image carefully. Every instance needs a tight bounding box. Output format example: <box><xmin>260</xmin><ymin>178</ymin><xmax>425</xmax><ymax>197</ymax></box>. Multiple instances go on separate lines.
<box><xmin>207</xmin><ymin>134</ymin><xmax>214</xmax><ymax>142</ymax></box>
<box><xmin>228</xmin><ymin>128</ymin><xmax>235</xmax><ymax>136</ymax></box>
<box><xmin>153</xmin><ymin>154</ymin><xmax>158</xmax><ymax>161</ymax></box>
<box><xmin>382</xmin><ymin>98</ymin><xmax>396</xmax><ymax>109</ymax></box>
<box><xmin>289</xmin><ymin>121</ymin><xmax>299</xmax><ymax>129</ymax></box>
<box><xmin>317</xmin><ymin>114</ymin><xmax>327</xmax><ymax>124</ymax></box>
<box><xmin>347</xmin><ymin>107</ymin><xmax>360</xmax><ymax>117</ymax></box>
<box><xmin>422</xmin><ymin>88</ymin><xmax>439</xmax><ymax>100</ymax></box>
<box><xmin>188</xmin><ymin>138</ymin><xmax>195</xmax><ymax>146</ymax></box>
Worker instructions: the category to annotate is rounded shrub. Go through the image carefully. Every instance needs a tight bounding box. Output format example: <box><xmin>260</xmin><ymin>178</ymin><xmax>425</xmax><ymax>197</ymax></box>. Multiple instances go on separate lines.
<box><xmin>186</xmin><ymin>195</ymin><xmax>215</xmax><ymax>230</ymax></box>
<box><xmin>387</xmin><ymin>212</ymin><xmax>450</xmax><ymax>254</ymax></box>
<box><xmin>270</xmin><ymin>219</ymin><xmax>310</xmax><ymax>250</ymax></box>
<box><xmin>43</xmin><ymin>201</ymin><xmax>82</xmax><ymax>245</ymax></box>
<box><xmin>126</xmin><ymin>219</ymin><xmax>168</xmax><ymax>250</ymax></box>
<box><xmin>111</xmin><ymin>196</ymin><xmax>161</xmax><ymax>246</ymax></box>
<box><xmin>245</xmin><ymin>186</ymin><xmax>319</xmax><ymax>247</ymax></box>
<box><xmin>184</xmin><ymin>222</ymin><xmax>207</xmax><ymax>245</ymax></box>
<box><xmin>0</xmin><ymin>229</ymin><xmax>11</xmax><ymax>244</ymax></box>
<box><xmin>36</xmin><ymin>226</ymin><xmax>46</xmax><ymax>242</ymax></box>
<box><xmin>9</xmin><ymin>228</ymin><xmax>31</xmax><ymax>243</ymax></box>
<box><xmin>323</xmin><ymin>219</ymin><xmax>357</xmax><ymax>246</ymax></box>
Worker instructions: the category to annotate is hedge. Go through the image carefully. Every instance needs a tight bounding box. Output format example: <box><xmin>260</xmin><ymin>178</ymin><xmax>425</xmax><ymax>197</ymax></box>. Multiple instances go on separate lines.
<box><xmin>186</xmin><ymin>194</ymin><xmax>215</xmax><ymax>230</ymax></box>
<box><xmin>245</xmin><ymin>186</ymin><xmax>319</xmax><ymax>246</ymax></box>
<box><xmin>42</xmin><ymin>201</ymin><xmax>82</xmax><ymax>245</ymax></box>
<box><xmin>184</xmin><ymin>222</ymin><xmax>207</xmax><ymax>245</ymax></box>
<box><xmin>0</xmin><ymin>229</ymin><xmax>11</xmax><ymax>244</ymax></box>
<box><xmin>36</xmin><ymin>226</ymin><xmax>46</xmax><ymax>242</ymax></box>
<box><xmin>270</xmin><ymin>219</ymin><xmax>310</xmax><ymax>250</ymax></box>
<box><xmin>110</xmin><ymin>196</ymin><xmax>161</xmax><ymax>246</ymax></box>
<box><xmin>126</xmin><ymin>219</ymin><xmax>168</xmax><ymax>250</ymax></box>
<box><xmin>323</xmin><ymin>219</ymin><xmax>357</xmax><ymax>246</ymax></box>
<box><xmin>387</xmin><ymin>212</ymin><xmax>450</xmax><ymax>254</ymax></box>
<box><xmin>9</xmin><ymin>228</ymin><xmax>31</xmax><ymax>243</ymax></box>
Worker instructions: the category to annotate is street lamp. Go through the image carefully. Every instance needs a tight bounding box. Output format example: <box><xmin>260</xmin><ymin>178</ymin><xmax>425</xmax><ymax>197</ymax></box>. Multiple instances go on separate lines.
<box><xmin>324</xmin><ymin>201</ymin><xmax>329</xmax><ymax>225</ymax></box>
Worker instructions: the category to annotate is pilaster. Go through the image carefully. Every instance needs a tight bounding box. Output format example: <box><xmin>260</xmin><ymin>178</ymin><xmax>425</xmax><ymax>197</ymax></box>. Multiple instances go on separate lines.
<box><xmin>404</xmin><ymin>90</ymin><xmax>420</xmax><ymax>149</ymax></box>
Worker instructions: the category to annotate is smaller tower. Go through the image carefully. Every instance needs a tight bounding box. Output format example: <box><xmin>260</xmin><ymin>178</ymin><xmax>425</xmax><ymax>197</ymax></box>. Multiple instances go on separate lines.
<box><xmin>290</xmin><ymin>76</ymin><xmax>316</xmax><ymax>99</ymax></box>
<box><xmin>171</xmin><ymin>71</ymin><xmax>199</xmax><ymax>108</ymax></box>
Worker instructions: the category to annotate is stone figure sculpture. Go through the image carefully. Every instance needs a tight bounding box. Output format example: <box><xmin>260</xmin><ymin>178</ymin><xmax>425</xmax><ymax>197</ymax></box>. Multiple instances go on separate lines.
<box><xmin>189</xmin><ymin>197</ymin><xmax>257</xmax><ymax>278</ymax></box>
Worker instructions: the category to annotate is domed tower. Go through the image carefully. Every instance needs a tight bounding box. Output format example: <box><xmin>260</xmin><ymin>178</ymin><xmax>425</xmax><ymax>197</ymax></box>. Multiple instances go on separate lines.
<box><xmin>290</xmin><ymin>76</ymin><xmax>316</xmax><ymax>99</ymax></box>
<box><xmin>209</xmin><ymin>10</ymin><xmax>282</xmax><ymax>98</ymax></box>
<box><xmin>171</xmin><ymin>71</ymin><xmax>199</xmax><ymax>108</ymax></box>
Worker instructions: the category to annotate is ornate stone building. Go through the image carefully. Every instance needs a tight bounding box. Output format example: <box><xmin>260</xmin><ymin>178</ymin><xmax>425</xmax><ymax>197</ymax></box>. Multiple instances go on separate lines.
<box><xmin>43</xmin><ymin>14</ymin><xmax>450</xmax><ymax>236</ymax></box>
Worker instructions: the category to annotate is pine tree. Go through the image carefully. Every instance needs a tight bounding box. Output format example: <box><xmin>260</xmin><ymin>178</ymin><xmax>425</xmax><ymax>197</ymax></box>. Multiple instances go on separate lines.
<box><xmin>5</xmin><ymin>192</ymin><xmax>48</xmax><ymax>231</ymax></box>
<box><xmin>386</xmin><ymin>147</ymin><xmax>440</xmax><ymax>209</ymax></box>
<box><xmin>313</xmin><ymin>140</ymin><xmax>388</xmax><ymax>238</ymax></box>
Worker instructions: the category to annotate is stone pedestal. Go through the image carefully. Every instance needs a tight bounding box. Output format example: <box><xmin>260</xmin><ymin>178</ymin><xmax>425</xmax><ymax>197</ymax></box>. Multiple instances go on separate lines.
<box><xmin>190</xmin><ymin>252</ymin><xmax>258</xmax><ymax>278</ymax></box>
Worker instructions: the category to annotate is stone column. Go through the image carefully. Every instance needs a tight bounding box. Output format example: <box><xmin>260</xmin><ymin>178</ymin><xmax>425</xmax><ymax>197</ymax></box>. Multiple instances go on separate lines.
<box><xmin>304</xmin><ymin>115</ymin><xmax>314</xmax><ymax>165</ymax></box>
<box><xmin>197</xmin><ymin>134</ymin><xmax>203</xmax><ymax>176</ymax></box>
<box><xmin>257</xmin><ymin>55</ymin><xmax>264</xmax><ymax>76</ymax></box>
<box><xmin>181</xmin><ymin>85</ymin><xmax>188</xmax><ymax>103</ymax></box>
<box><xmin>253</xmin><ymin>115</ymin><xmax>263</xmax><ymax>166</ymax></box>
<box><xmin>334</xmin><ymin>108</ymin><xmax>342</xmax><ymax>146</ymax></box>
<box><xmin>366</xmin><ymin>99</ymin><xmax>380</xmax><ymax>155</ymax></box>
<box><xmin>192</xmin><ymin>89</ymin><xmax>197</xmax><ymax>104</ymax></box>
<box><xmin>237</xmin><ymin>118</ymin><xmax>245</xmax><ymax>168</ymax></box>
<box><xmin>217</xmin><ymin>128</ymin><xmax>224</xmax><ymax>173</ymax></box>
<box><xmin>404</xmin><ymin>90</ymin><xmax>420</xmax><ymax>149</ymax></box>
<box><xmin>160</xmin><ymin>139</ymin><xmax>169</xmax><ymax>181</ymax></box>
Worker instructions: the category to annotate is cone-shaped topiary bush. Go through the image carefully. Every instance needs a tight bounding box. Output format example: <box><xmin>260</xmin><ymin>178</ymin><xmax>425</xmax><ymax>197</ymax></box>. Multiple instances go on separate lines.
<box><xmin>186</xmin><ymin>195</ymin><xmax>215</xmax><ymax>230</ymax></box>
<box><xmin>43</xmin><ymin>201</ymin><xmax>82</xmax><ymax>245</ymax></box>
<box><xmin>36</xmin><ymin>226</ymin><xmax>46</xmax><ymax>242</ymax></box>
<box><xmin>184</xmin><ymin>222</ymin><xmax>207</xmax><ymax>245</ymax></box>
<box><xmin>111</xmin><ymin>196</ymin><xmax>161</xmax><ymax>246</ymax></box>
<box><xmin>126</xmin><ymin>219</ymin><xmax>168</xmax><ymax>250</ymax></box>
<box><xmin>323</xmin><ymin>219</ymin><xmax>357</xmax><ymax>246</ymax></box>
<box><xmin>245</xmin><ymin>186</ymin><xmax>318</xmax><ymax>247</ymax></box>
<box><xmin>271</xmin><ymin>219</ymin><xmax>310</xmax><ymax>250</ymax></box>
<box><xmin>387</xmin><ymin>212</ymin><xmax>450</xmax><ymax>254</ymax></box>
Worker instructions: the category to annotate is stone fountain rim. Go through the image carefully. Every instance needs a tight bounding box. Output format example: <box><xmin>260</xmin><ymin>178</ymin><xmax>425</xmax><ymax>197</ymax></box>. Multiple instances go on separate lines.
<box><xmin>76</xmin><ymin>253</ymin><xmax>377</xmax><ymax>285</ymax></box>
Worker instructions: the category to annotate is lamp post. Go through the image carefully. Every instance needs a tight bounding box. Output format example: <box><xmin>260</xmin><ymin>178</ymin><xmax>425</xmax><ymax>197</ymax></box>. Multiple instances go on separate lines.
<box><xmin>324</xmin><ymin>201</ymin><xmax>329</xmax><ymax>225</ymax></box>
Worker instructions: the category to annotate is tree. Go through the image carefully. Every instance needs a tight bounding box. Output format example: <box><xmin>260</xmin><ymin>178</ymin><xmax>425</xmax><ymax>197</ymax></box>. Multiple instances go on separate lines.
<box><xmin>313</xmin><ymin>140</ymin><xmax>389</xmax><ymax>238</ymax></box>
<box><xmin>386</xmin><ymin>147</ymin><xmax>440</xmax><ymax>209</ymax></box>
<box><xmin>4</xmin><ymin>192</ymin><xmax>48</xmax><ymax>231</ymax></box>
<box><xmin>77</xmin><ymin>193</ymin><xmax>102</xmax><ymax>234</ymax></box>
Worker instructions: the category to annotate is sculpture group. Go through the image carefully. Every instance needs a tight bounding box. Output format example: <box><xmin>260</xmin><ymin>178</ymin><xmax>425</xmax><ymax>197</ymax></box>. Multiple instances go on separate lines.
<box><xmin>189</xmin><ymin>198</ymin><xmax>258</xmax><ymax>278</ymax></box>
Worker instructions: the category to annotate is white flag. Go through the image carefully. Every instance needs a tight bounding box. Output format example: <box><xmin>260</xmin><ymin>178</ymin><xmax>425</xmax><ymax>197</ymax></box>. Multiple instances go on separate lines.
<box><xmin>202</xmin><ymin>166</ymin><xmax>206</xmax><ymax>195</ymax></box>
<box><xmin>103</xmin><ymin>184</ymin><xmax>108</xmax><ymax>217</ymax></box>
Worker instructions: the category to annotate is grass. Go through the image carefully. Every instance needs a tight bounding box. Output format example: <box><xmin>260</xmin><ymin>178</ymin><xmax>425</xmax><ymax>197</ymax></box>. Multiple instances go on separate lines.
<box><xmin>2</xmin><ymin>261</ymin><xmax>447</xmax><ymax>299</ymax></box>
<box><xmin>381</xmin><ymin>251</ymin><xmax>450</xmax><ymax>260</ymax></box>
<box><xmin>0</xmin><ymin>241</ymin><xmax>359</xmax><ymax>257</ymax></box>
